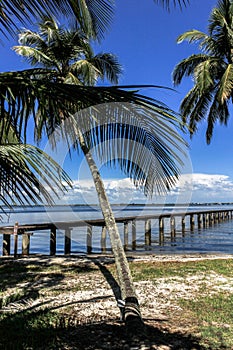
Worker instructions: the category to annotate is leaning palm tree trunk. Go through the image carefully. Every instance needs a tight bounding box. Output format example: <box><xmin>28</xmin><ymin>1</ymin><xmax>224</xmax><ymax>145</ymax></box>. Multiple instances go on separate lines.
<box><xmin>77</xmin><ymin>128</ymin><xmax>143</xmax><ymax>325</ymax></box>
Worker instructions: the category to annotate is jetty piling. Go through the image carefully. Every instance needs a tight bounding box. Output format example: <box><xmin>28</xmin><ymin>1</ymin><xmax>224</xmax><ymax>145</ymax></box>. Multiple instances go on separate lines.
<box><xmin>22</xmin><ymin>232</ymin><xmax>31</xmax><ymax>256</ymax></box>
<box><xmin>86</xmin><ymin>225</ymin><xmax>92</xmax><ymax>254</ymax></box>
<box><xmin>145</xmin><ymin>219</ymin><xmax>152</xmax><ymax>247</ymax></box>
<box><xmin>132</xmin><ymin>219</ymin><xmax>136</xmax><ymax>250</ymax></box>
<box><xmin>50</xmin><ymin>226</ymin><xmax>57</xmax><ymax>256</ymax></box>
<box><xmin>101</xmin><ymin>226</ymin><xmax>107</xmax><ymax>253</ymax></box>
<box><xmin>1</xmin><ymin>208</ymin><xmax>233</xmax><ymax>256</ymax></box>
<box><xmin>65</xmin><ymin>228</ymin><xmax>72</xmax><ymax>255</ymax></box>
<box><xmin>124</xmin><ymin>221</ymin><xmax>129</xmax><ymax>251</ymax></box>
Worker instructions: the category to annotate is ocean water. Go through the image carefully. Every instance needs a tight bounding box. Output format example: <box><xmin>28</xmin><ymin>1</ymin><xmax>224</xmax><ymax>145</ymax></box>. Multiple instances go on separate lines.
<box><xmin>1</xmin><ymin>204</ymin><xmax>233</xmax><ymax>255</ymax></box>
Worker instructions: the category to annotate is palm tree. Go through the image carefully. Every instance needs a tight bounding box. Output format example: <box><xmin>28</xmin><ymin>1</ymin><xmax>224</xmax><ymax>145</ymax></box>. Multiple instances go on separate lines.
<box><xmin>9</xmin><ymin>18</ymin><xmax>186</xmax><ymax>327</ymax></box>
<box><xmin>0</xmin><ymin>0</ymin><xmax>115</xmax><ymax>218</ymax></box>
<box><xmin>13</xmin><ymin>16</ymin><xmax>122</xmax><ymax>87</ymax></box>
<box><xmin>0</xmin><ymin>0</ymin><xmax>190</xmax><ymax>214</ymax></box>
<box><xmin>173</xmin><ymin>0</ymin><xmax>233</xmax><ymax>143</ymax></box>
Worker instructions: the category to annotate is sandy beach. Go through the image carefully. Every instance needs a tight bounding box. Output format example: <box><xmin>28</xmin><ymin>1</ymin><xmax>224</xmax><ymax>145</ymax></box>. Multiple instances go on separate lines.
<box><xmin>1</xmin><ymin>253</ymin><xmax>233</xmax><ymax>349</ymax></box>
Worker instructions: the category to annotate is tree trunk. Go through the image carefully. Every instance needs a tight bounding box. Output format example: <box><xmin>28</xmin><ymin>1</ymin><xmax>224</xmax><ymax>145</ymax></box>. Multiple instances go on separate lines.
<box><xmin>77</xmin><ymin>129</ymin><xmax>143</xmax><ymax>328</ymax></box>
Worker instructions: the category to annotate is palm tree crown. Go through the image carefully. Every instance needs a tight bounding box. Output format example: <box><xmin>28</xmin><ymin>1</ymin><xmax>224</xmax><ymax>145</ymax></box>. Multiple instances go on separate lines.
<box><xmin>13</xmin><ymin>16</ymin><xmax>122</xmax><ymax>86</ymax></box>
<box><xmin>173</xmin><ymin>0</ymin><xmax>233</xmax><ymax>143</ymax></box>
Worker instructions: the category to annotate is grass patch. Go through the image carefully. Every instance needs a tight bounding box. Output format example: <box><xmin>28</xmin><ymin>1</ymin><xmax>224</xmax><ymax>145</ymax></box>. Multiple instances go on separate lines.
<box><xmin>128</xmin><ymin>258</ymin><xmax>233</xmax><ymax>281</ymax></box>
<box><xmin>179</xmin><ymin>293</ymin><xmax>233</xmax><ymax>349</ymax></box>
<box><xmin>0</xmin><ymin>309</ymin><xmax>63</xmax><ymax>349</ymax></box>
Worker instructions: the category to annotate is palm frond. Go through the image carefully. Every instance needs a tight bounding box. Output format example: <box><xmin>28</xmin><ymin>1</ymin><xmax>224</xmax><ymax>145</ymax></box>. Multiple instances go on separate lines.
<box><xmin>0</xmin><ymin>144</ymin><xmax>72</xmax><ymax>209</ymax></box>
<box><xmin>0</xmin><ymin>70</ymin><xmax>172</xmax><ymax>138</ymax></box>
<box><xmin>173</xmin><ymin>54</ymin><xmax>209</xmax><ymax>86</ymax></box>
<box><xmin>188</xmin><ymin>91</ymin><xmax>213</xmax><ymax>135</ymax></box>
<box><xmin>216</xmin><ymin>63</ymin><xmax>233</xmax><ymax>103</ymax></box>
<box><xmin>13</xmin><ymin>46</ymin><xmax>53</xmax><ymax>67</ymax></box>
<box><xmin>0</xmin><ymin>68</ymin><xmax>186</xmax><ymax>196</ymax></box>
<box><xmin>153</xmin><ymin>0</ymin><xmax>190</xmax><ymax>11</ymax></box>
<box><xmin>179</xmin><ymin>86</ymin><xmax>200</xmax><ymax>126</ymax></box>
<box><xmin>0</xmin><ymin>0</ymin><xmax>114</xmax><ymax>40</ymax></box>
<box><xmin>194</xmin><ymin>60</ymin><xmax>214</xmax><ymax>92</ymax></box>
<box><xmin>71</xmin><ymin>59</ymin><xmax>100</xmax><ymax>85</ymax></box>
<box><xmin>208</xmin><ymin>5</ymin><xmax>233</xmax><ymax>60</ymax></box>
<box><xmin>66</xmin><ymin>0</ymin><xmax>115</xmax><ymax>40</ymax></box>
<box><xmin>89</xmin><ymin>53</ymin><xmax>122</xmax><ymax>84</ymax></box>
<box><xmin>60</xmin><ymin>101</ymin><xmax>187</xmax><ymax>196</ymax></box>
<box><xmin>206</xmin><ymin>95</ymin><xmax>229</xmax><ymax>143</ymax></box>
<box><xmin>177</xmin><ymin>30</ymin><xmax>208</xmax><ymax>45</ymax></box>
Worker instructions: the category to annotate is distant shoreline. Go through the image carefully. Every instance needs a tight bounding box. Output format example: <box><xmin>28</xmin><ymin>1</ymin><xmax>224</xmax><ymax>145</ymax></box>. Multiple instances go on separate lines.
<box><xmin>2</xmin><ymin>202</ymin><xmax>233</xmax><ymax>209</ymax></box>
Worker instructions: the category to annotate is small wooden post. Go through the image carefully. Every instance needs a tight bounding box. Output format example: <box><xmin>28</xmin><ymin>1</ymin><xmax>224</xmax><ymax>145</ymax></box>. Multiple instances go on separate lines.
<box><xmin>213</xmin><ymin>213</ymin><xmax>217</xmax><ymax>224</ymax></box>
<box><xmin>14</xmin><ymin>222</ymin><xmax>18</xmax><ymax>257</ymax></box>
<box><xmin>87</xmin><ymin>225</ymin><xmax>92</xmax><ymax>254</ymax></box>
<box><xmin>50</xmin><ymin>226</ymin><xmax>57</xmax><ymax>255</ymax></box>
<box><xmin>205</xmin><ymin>213</ymin><xmax>209</xmax><ymax>226</ymax></box>
<box><xmin>3</xmin><ymin>233</ymin><xmax>11</xmax><ymax>256</ymax></box>
<box><xmin>170</xmin><ymin>216</ymin><xmax>176</xmax><ymax>239</ymax></box>
<box><xmin>181</xmin><ymin>216</ymin><xmax>186</xmax><ymax>235</ymax></box>
<box><xmin>159</xmin><ymin>217</ymin><xmax>164</xmax><ymax>244</ymax></box>
<box><xmin>209</xmin><ymin>213</ymin><xmax>214</xmax><ymax>226</ymax></box>
<box><xmin>22</xmin><ymin>232</ymin><xmax>30</xmax><ymax>256</ymax></box>
<box><xmin>101</xmin><ymin>226</ymin><xmax>107</xmax><ymax>253</ymax></box>
<box><xmin>65</xmin><ymin>227</ymin><xmax>71</xmax><ymax>255</ymax></box>
<box><xmin>190</xmin><ymin>214</ymin><xmax>195</xmax><ymax>231</ymax></box>
<box><xmin>124</xmin><ymin>222</ymin><xmax>129</xmax><ymax>251</ymax></box>
<box><xmin>132</xmin><ymin>219</ymin><xmax>136</xmax><ymax>250</ymax></box>
<box><xmin>145</xmin><ymin>219</ymin><xmax>151</xmax><ymax>246</ymax></box>
<box><xmin>197</xmin><ymin>214</ymin><xmax>202</xmax><ymax>229</ymax></box>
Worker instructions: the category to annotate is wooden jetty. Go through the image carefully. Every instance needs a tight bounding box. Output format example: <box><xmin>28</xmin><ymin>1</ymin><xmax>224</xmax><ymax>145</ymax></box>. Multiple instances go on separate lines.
<box><xmin>0</xmin><ymin>208</ymin><xmax>233</xmax><ymax>257</ymax></box>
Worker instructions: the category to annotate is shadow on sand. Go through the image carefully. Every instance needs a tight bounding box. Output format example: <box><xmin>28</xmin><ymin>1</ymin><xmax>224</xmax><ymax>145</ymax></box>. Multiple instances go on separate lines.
<box><xmin>0</xmin><ymin>256</ymin><xmax>205</xmax><ymax>349</ymax></box>
<box><xmin>0</xmin><ymin>310</ymin><xmax>204</xmax><ymax>349</ymax></box>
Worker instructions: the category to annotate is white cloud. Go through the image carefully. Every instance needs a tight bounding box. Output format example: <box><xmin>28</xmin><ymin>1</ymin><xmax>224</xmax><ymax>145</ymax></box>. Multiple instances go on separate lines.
<box><xmin>53</xmin><ymin>173</ymin><xmax>233</xmax><ymax>205</ymax></box>
<box><xmin>172</xmin><ymin>173</ymin><xmax>233</xmax><ymax>203</ymax></box>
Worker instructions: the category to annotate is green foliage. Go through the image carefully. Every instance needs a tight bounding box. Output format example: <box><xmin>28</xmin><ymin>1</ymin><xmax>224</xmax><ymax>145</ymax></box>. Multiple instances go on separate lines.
<box><xmin>173</xmin><ymin>0</ymin><xmax>233</xmax><ymax>143</ymax></box>
<box><xmin>129</xmin><ymin>258</ymin><xmax>233</xmax><ymax>280</ymax></box>
<box><xmin>0</xmin><ymin>0</ymin><xmax>114</xmax><ymax>41</ymax></box>
<box><xmin>9</xmin><ymin>16</ymin><xmax>187</xmax><ymax>197</ymax></box>
<box><xmin>13</xmin><ymin>16</ymin><xmax>122</xmax><ymax>86</ymax></box>
<box><xmin>180</xmin><ymin>294</ymin><xmax>233</xmax><ymax>349</ymax></box>
<box><xmin>0</xmin><ymin>309</ymin><xmax>62</xmax><ymax>349</ymax></box>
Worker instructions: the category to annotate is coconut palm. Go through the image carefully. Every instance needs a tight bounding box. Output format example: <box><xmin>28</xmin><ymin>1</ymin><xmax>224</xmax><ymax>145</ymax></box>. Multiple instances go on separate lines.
<box><xmin>13</xmin><ymin>16</ymin><xmax>122</xmax><ymax>87</ymax></box>
<box><xmin>0</xmin><ymin>0</ymin><xmax>115</xmax><ymax>213</ymax></box>
<box><xmin>172</xmin><ymin>0</ymin><xmax>233</xmax><ymax>143</ymax></box>
<box><xmin>9</xmin><ymin>17</ymin><xmax>187</xmax><ymax>326</ymax></box>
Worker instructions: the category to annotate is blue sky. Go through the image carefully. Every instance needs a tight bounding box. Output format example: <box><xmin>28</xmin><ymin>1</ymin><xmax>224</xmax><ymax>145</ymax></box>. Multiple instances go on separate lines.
<box><xmin>93</xmin><ymin>0</ymin><xmax>233</xmax><ymax>204</ymax></box>
<box><xmin>2</xmin><ymin>0</ymin><xmax>233</xmax><ymax>205</ymax></box>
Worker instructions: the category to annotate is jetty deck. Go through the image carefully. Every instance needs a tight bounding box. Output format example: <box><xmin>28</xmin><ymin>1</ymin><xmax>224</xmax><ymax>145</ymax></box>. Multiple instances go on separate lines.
<box><xmin>0</xmin><ymin>208</ymin><xmax>232</xmax><ymax>257</ymax></box>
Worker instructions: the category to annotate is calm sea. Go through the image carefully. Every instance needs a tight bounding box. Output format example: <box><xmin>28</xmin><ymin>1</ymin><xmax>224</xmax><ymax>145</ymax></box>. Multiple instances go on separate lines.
<box><xmin>1</xmin><ymin>204</ymin><xmax>233</xmax><ymax>255</ymax></box>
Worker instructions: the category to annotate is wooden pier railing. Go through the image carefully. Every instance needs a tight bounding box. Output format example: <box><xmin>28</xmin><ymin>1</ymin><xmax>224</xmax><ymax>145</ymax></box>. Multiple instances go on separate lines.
<box><xmin>0</xmin><ymin>208</ymin><xmax>233</xmax><ymax>257</ymax></box>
